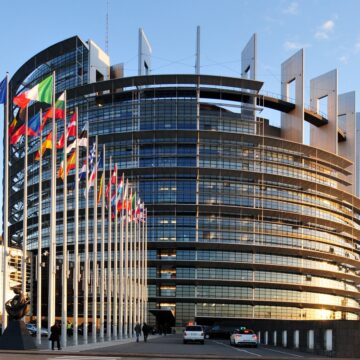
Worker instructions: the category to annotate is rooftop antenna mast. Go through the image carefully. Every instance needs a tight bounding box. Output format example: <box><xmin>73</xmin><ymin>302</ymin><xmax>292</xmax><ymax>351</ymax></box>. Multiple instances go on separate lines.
<box><xmin>105</xmin><ymin>0</ymin><xmax>109</xmax><ymax>54</ymax></box>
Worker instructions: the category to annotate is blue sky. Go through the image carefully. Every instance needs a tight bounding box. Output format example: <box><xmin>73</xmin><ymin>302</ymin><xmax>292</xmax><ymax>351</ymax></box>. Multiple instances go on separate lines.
<box><xmin>1</xmin><ymin>0</ymin><xmax>360</xmax><ymax>227</ymax></box>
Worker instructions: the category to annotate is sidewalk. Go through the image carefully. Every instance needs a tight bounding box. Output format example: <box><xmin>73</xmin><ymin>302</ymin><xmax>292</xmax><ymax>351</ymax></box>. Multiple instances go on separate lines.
<box><xmin>37</xmin><ymin>333</ymin><xmax>147</xmax><ymax>352</ymax></box>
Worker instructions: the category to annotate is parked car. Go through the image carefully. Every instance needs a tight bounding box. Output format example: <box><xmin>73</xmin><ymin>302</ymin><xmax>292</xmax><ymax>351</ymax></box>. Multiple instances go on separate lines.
<box><xmin>183</xmin><ymin>325</ymin><xmax>205</xmax><ymax>344</ymax></box>
<box><xmin>230</xmin><ymin>328</ymin><xmax>258</xmax><ymax>347</ymax></box>
<box><xmin>26</xmin><ymin>323</ymin><xmax>49</xmax><ymax>337</ymax></box>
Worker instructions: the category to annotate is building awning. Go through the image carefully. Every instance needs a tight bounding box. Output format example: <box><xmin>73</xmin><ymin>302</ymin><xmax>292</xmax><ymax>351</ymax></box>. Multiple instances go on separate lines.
<box><xmin>149</xmin><ymin>308</ymin><xmax>175</xmax><ymax>322</ymax></box>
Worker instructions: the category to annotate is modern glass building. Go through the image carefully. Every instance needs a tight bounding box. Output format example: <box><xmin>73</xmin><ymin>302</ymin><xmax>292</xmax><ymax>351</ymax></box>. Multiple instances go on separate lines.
<box><xmin>7</xmin><ymin>32</ymin><xmax>360</xmax><ymax>330</ymax></box>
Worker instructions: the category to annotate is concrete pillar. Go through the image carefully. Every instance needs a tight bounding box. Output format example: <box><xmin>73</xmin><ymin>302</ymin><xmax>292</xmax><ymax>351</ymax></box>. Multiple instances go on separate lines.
<box><xmin>241</xmin><ymin>33</ymin><xmax>257</xmax><ymax>80</ymax></box>
<box><xmin>273</xmin><ymin>330</ymin><xmax>277</xmax><ymax>346</ymax></box>
<box><xmin>281</xmin><ymin>49</ymin><xmax>304</xmax><ymax>142</ymax></box>
<box><xmin>310</xmin><ymin>69</ymin><xmax>338</xmax><ymax>154</ymax></box>
<box><xmin>282</xmin><ymin>330</ymin><xmax>287</xmax><ymax>347</ymax></box>
<box><xmin>293</xmin><ymin>330</ymin><xmax>299</xmax><ymax>348</ymax></box>
<box><xmin>264</xmin><ymin>330</ymin><xmax>268</xmax><ymax>345</ymax></box>
<box><xmin>307</xmin><ymin>329</ymin><xmax>314</xmax><ymax>350</ymax></box>
<box><xmin>338</xmin><ymin>91</ymin><xmax>356</xmax><ymax>194</ymax></box>
<box><xmin>324</xmin><ymin>329</ymin><xmax>333</xmax><ymax>351</ymax></box>
<box><xmin>257</xmin><ymin>331</ymin><xmax>261</xmax><ymax>344</ymax></box>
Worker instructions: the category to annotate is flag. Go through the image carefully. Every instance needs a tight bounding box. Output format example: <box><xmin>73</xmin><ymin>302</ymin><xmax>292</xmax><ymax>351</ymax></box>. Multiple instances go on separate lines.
<box><xmin>35</xmin><ymin>131</ymin><xmax>53</xmax><ymax>160</ymax></box>
<box><xmin>106</xmin><ymin>164</ymin><xmax>117</xmax><ymax>200</ymax></box>
<box><xmin>66</xmin><ymin>151</ymin><xmax>76</xmax><ymax>174</ymax></box>
<box><xmin>10</xmin><ymin>124</ymin><xmax>26</xmax><ymax>144</ymax></box>
<box><xmin>89</xmin><ymin>142</ymin><xmax>96</xmax><ymax>172</ymax></box>
<box><xmin>131</xmin><ymin>191</ymin><xmax>137</xmax><ymax>220</ymax></box>
<box><xmin>13</xmin><ymin>74</ymin><xmax>53</xmax><ymax>108</ymax></box>
<box><xmin>58</xmin><ymin>160</ymin><xmax>64</xmax><ymax>180</ymax></box>
<box><xmin>78</xmin><ymin>122</ymin><xmax>88</xmax><ymax>147</ymax></box>
<box><xmin>58</xmin><ymin>151</ymin><xmax>76</xmax><ymax>180</ymax></box>
<box><xmin>0</xmin><ymin>77</ymin><xmax>6</xmax><ymax>104</ymax></box>
<box><xmin>79</xmin><ymin>159</ymin><xmax>87</xmax><ymax>182</ymax></box>
<box><xmin>27</xmin><ymin>112</ymin><xmax>41</xmax><ymax>136</ymax></box>
<box><xmin>97</xmin><ymin>172</ymin><xmax>105</xmax><ymax>205</ymax></box>
<box><xmin>9</xmin><ymin>118</ymin><xmax>17</xmax><ymax>136</ymax></box>
<box><xmin>87</xmin><ymin>152</ymin><xmax>103</xmax><ymax>193</ymax></box>
<box><xmin>57</xmin><ymin>112</ymin><xmax>76</xmax><ymax>149</ymax></box>
<box><xmin>66</xmin><ymin>121</ymin><xmax>88</xmax><ymax>153</ymax></box>
<box><xmin>118</xmin><ymin>180</ymin><xmax>129</xmax><ymax>212</ymax></box>
<box><xmin>116</xmin><ymin>173</ymin><xmax>124</xmax><ymax>200</ymax></box>
<box><xmin>42</xmin><ymin>91</ymin><xmax>65</xmax><ymax>129</ymax></box>
<box><xmin>136</xmin><ymin>198</ymin><xmax>142</xmax><ymax>219</ymax></box>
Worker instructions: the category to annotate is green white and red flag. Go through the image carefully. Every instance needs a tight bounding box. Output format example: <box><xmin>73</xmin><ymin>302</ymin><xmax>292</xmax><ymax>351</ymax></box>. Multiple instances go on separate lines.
<box><xmin>13</xmin><ymin>74</ymin><xmax>53</xmax><ymax>109</ymax></box>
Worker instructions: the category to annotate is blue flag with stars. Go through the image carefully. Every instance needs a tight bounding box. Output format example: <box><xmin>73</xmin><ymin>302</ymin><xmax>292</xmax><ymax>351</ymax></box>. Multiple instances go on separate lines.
<box><xmin>0</xmin><ymin>77</ymin><xmax>6</xmax><ymax>104</ymax></box>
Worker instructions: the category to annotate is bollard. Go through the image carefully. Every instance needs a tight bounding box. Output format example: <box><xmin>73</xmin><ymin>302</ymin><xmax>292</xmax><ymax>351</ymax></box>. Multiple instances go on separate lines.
<box><xmin>293</xmin><ymin>330</ymin><xmax>299</xmax><ymax>349</ymax></box>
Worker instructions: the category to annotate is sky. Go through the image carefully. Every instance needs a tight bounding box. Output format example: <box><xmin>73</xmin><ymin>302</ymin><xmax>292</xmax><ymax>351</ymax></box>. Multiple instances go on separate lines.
<box><xmin>1</xmin><ymin>0</ymin><xmax>360</xmax><ymax>226</ymax></box>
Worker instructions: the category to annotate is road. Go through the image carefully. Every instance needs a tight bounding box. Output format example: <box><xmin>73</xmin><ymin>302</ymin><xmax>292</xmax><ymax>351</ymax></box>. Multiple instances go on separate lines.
<box><xmin>83</xmin><ymin>334</ymin><xmax>308</xmax><ymax>357</ymax></box>
<box><xmin>0</xmin><ymin>334</ymin><xmax>346</xmax><ymax>359</ymax></box>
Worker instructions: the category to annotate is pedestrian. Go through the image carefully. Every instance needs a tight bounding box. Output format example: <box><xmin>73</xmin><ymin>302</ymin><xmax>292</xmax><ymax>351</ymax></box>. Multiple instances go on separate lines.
<box><xmin>49</xmin><ymin>321</ymin><xmax>61</xmax><ymax>350</ymax></box>
<box><xmin>142</xmin><ymin>322</ymin><xmax>150</xmax><ymax>342</ymax></box>
<box><xmin>134</xmin><ymin>323</ymin><xmax>141</xmax><ymax>342</ymax></box>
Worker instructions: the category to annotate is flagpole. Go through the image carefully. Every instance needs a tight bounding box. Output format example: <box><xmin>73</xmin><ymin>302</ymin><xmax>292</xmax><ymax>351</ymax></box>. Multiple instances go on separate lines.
<box><xmin>141</xmin><ymin>204</ymin><xmax>145</xmax><ymax>325</ymax></box>
<box><xmin>139</xmin><ymin>203</ymin><xmax>142</xmax><ymax>326</ymax></box>
<box><xmin>107</xmin><ymin>157</ymin><xmax>112</xmax><ymax>340</ymax></box>
<box><xmin>119</xmin><ymin>179</ymin><xmax>125</xmax><ymax>338</ymax></box>
<box><xmin>145</xmin><ymin>208</ymin><xmax>148</xmax><ymax>322</ymax></box>
<box><xmin>133</xmin><ymin>199</ymin><xmax>137</xmax><ymax>327</ymax></box>
<box><xmin>113</xmin><ymin>167</ymin><xmax>118</xmax><ymax>337</ymax></box>
<box><xmin>61</xmin><ymin>91</ymin><xmax>68</xmax><ymax>347</ymax></box>
<box><xmin>73</xmin><ymin>107</ymin><xmax>79</xmax><ymax>345</ymax></box>
<box><xmin>22</xmin><ymin>105</ymin><xmax>28</xmax><ymax>294</ymax></box>
<box><xmin>100</xmin><ymin>144</ymin><xmax>106</xmax><ymax>339</ymax></box>
<box><xmin>2</xmin><ymin>73</ymin><xmax>9</xmax><ymax>333</ymax></box>
<box><xmin>48</xmin><ymin>71</ymin><xmax>57</xmax><ymax>345</ymax></box>
<box><xmin>36</xmin><ymin>109</ymin><xmax>43</xmax><ymax>345</ymax></box>
<box><xmin>136</xmin><ymin>202</ymin><xmax>140</xmax><ymax>324</ymax></box>
<box><xmin>129</xmin><ymin>190</ymin><xmax>133</xmax><ymax>337</ymax></box>
<box><xmin>124</xmin><ymin>183</ymin><xmax>129</xmax><ymax>337</ymax></box>
<box><xmin>92</xmin><ymin>136</ymin><xmax>98</xmax><ymax>341</ymax></box>
<box><xmin>84</xmin><ymin>126</ymin><xmax>90</xmax><ymax>342</ymax></box>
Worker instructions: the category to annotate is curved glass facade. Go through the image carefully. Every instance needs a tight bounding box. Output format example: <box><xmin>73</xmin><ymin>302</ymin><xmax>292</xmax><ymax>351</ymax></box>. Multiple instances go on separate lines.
<box><xmin>8</xmin><ymin>36</ymin><xmax>360</xmax><ymax>328</ymax></box>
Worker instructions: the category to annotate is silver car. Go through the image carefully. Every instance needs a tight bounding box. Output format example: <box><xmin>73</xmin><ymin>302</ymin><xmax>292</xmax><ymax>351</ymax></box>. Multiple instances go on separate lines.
<box><xmin>183</xmin><ymin>325</ymin><xmax>205</xmax><ymax>344</ymax></box>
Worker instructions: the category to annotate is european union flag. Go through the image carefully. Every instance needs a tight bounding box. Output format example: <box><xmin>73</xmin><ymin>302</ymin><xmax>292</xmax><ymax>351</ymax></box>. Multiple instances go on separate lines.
<box><xmin>0</xmin><ymin>77</ymin><xmax>6</xmax><ymax>104</ymax></box>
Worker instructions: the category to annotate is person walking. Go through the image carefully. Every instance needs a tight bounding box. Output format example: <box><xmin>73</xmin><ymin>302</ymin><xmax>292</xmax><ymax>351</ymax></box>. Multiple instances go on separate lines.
<box><xmin>50</xmin><ymin>321</ymin><xmax>61</xmax><ymax>350</ymax></box>
<box><xmin>142</xmin><ymin>322</ymin><xmax>150</xmax><ymax>342</ymax></box>
<box><xmin>135</xmin><ymin>323</ymin><xmax>142</xmax><ymax>342</ymax></box>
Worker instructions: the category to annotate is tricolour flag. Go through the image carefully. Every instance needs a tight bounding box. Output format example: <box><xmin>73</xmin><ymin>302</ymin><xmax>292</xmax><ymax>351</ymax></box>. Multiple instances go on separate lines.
<box><xmin>58</xmin><ymin>151</ymin><xmax>76</xmax><ymax>180</ymax></box>
<box><xmin>79</xmin><ymin>159</ymin><xmax>87</xmax><ymax>182</ymax></box>
<box><xmin>9</xmin><ymin>118</ymin><xmax>17</xmax><ymax>136</ymax></box>
<box><xmin>35</xmin><ymin>131</ymin><xmax>53</xmax><ymax>160</ymax></box>
<box><xmin>10</xmin><ymin>124</ymin><xmax>26</xmax><ymax>144</ymax></box>
<box><xmin>0</xmin><ymin>77</ymin><xmax>6</xmax><ymax>104</ymax></box>
<box><xmin>13</xmin><ymin>74</ymin><xmax>53</xmax><ymax>108</ymax></box>
<box><xmin>97</xmin><ymin>172</ymin><xmax>105</xmax><ymax>205</ymax></box>
<box><xmin>42</xmin><ymin>92</ymin><xmax>65</xmax><ymax>129</ymax></box>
